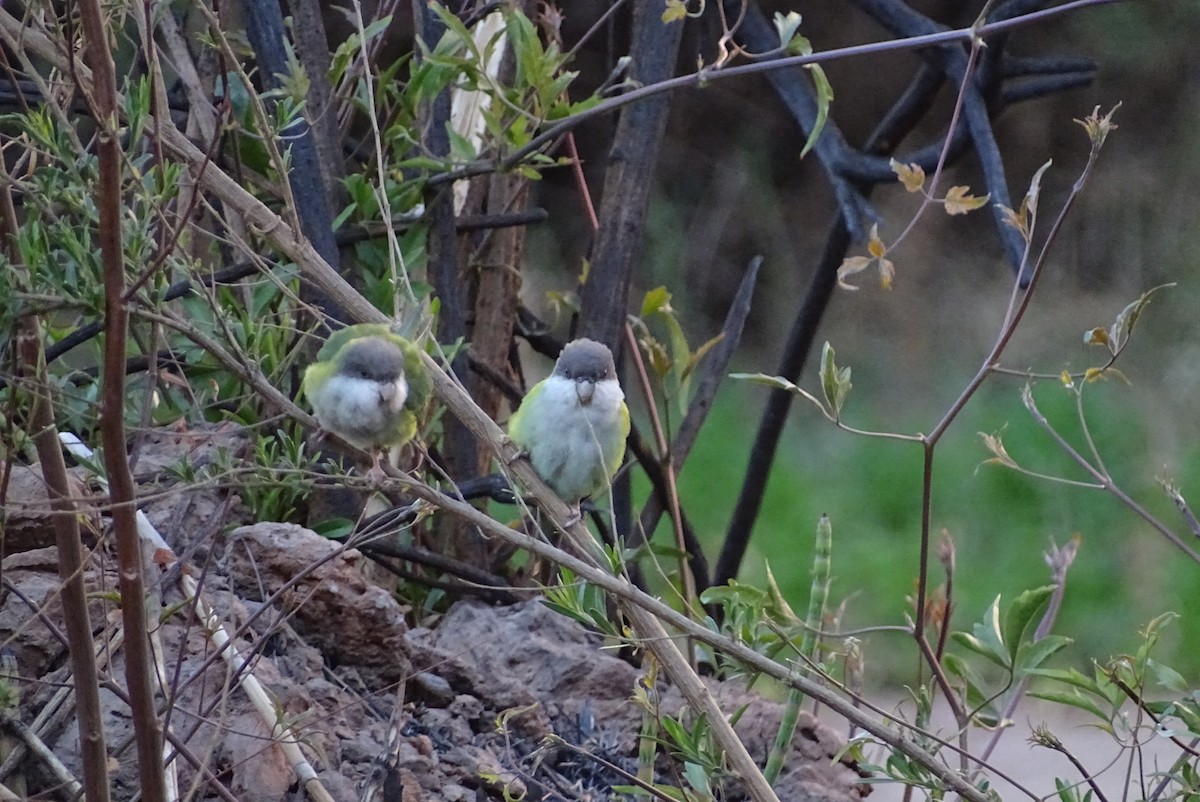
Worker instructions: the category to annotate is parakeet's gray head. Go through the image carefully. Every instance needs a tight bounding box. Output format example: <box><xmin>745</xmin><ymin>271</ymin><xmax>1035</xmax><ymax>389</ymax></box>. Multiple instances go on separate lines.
<box><xmin>337</xmin><ymin>336</ymin><xmax>406</xmax><ymax>383</ymax></box>
<box><xmin>553</xmin><ymin>339</ymin><xmax>617</xmax><ymax>404</ymax></box>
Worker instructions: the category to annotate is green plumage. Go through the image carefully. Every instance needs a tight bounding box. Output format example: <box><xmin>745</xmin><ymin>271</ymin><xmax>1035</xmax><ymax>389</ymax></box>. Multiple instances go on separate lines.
<box><xmin>301</xmin><ymin>324</ymin><xmax>430</xmax><ymax>452</ymax></box>
<box><xmin>312</xmin><ymin>323</ymin><xmax>431</xmax><ymax>407</ymax></box>
<box><xmin>508</xmin><ymin>339</ymin><xmax>629</xmax><ymax>502</ymax></box>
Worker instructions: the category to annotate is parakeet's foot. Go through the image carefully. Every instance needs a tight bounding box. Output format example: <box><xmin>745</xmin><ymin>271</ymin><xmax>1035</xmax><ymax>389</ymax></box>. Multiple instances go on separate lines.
<box><xmin>561</xmin><ymin>504</ymin><xmax>583</xmax><ymax>529</ymax></box>
<box><xmin>365</xmin><ymin>453</ymin><xmax>387</xmax><ymax>484</ymax></box>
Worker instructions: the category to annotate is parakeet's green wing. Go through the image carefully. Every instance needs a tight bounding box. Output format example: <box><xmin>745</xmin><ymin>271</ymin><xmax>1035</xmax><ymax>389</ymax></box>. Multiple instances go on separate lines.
<box><xmin>400</xmin><ymin>340</ymin><xmax>432</xmax><ymax>410</ymax></box>
<box><xmin>315</xmin><ymin>324</ymin><xmax>429</xmax><ymax>410</ymax></box>
<box><xmin>315</xmin><ymin>323</ymin><xmax>395</xmax><ymax>362</ymax></box>
<box><xmin>506</xmin><ymin>379</ymin><xmax>546</xmax><ymax>446</ymax></box>
<box><xmin>615</xmin><ymin>401</ymin><xmax>631</xmax><ymax>464</ymax></box>
<box><xmin>301</xmin><ymin>360</ymin><xmax>336</xmax><ymax>403</ymax></box>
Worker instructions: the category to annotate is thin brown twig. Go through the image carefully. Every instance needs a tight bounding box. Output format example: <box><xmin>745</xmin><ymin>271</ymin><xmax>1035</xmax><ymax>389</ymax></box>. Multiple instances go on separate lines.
<box><xmin>15</xmin><ymin>318</ymin><xmax>112</xmax><ymax>802</ymax></box>
<box><xmin>1023</xmin><ymin>387</ymin><xmax>1200</xmax><ymax>562</ymax></box>
<box><xmin>77</xmin><ymin>0</ymin><xmax>168</xmax><ymax>794</ymax></box>
<box><xmin>1032</xmin><ymin>728</ymin><xmax>1111</xmax><ymax>802</ymax></box>
<box><xmin>913</xmin><ymin>106</ymin><xmax>1122</xmax><ymax>723</ymax></box>
<box><xmin>541</xmin><ymin>736</ymin><xmax>677</xmax><ymax>802</ymax></box>
<box><xmin>910</xmin><ymin>36</ymin><xmax>987</xmax><ymax>684</ymax></box>
<box><xmin>622</xmin><ymin>323</ymin><xmax>698</xmax><ymax>656</ymax></box>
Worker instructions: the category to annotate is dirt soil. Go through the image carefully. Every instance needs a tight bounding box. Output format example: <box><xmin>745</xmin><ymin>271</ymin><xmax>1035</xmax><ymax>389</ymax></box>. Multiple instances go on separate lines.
<box><xmin>1</xmin><ymin>436</ymin><xmax>869</xmax><ymax>802</ymax></box>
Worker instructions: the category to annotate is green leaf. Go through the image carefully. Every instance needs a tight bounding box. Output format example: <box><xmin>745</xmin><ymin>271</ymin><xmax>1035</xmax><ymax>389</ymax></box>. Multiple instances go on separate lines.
<box><xmin>446</xmin><ymin>125</ymin><xmax>477</xmax><ymax>162</ymax></box>
<box><xmin>952</xmin><ymin>595</ymin><xmax>1010</xmax><ymax>669</ymax></box>
<box><xmin>681</xmin><ymin>333</ymin><xmax>724</xmax><ymax>382</ymax></box>
<box><xmin>1028</xmin><ymin>666</ymin><xmax>1122</xmax><ymax>707</ymax></box>
<box><xmin>1053</xmin><ymin>777</ymin><xmax>1083</xmax><ymax>802</ymax></box>
<box><xmin>942</xmin><ymin>653</ymin><xmax>989</xmax><ymax>701</ymax></box>
<box><xmin>699</xmin><ymin>582</ymin><xmax>767</xmax><ymax>608</ymax></box>
<box><xmin>800</xmin><ymin>64</ymin><xmax>833</xmax><ymax>159</ymax></box>
<box><xmin>1002</xmin><ymin>585</ymin><xmax>1054</xmax><ymax>663</ymax></box>
<box><xmin>1027</xmin><ymin>690</ymin><xmax>1111</xmax><ymax>724</ymax></box>
<box><xmin>1147</xmin><ymin>658</ymin><xmax>1189</xmax><ymax>694</ymax></box>
<box><xmin>682</xmin><ymin>762</ymin><xmax>712</xmax><ymax>796</ymax></box>
<box><xmin>819</xmin><ymin>342</ymin><xmax>851</xmax><ymax>419</ymax></box>
<box><xmin>1161</xmin><ymin>698</ymin><xmax>1200</xmax><ymax>735</ymax></box>
<box><xmin>764</xmin><ymin>562</ymin><xmax>800</xmax><ymax>624</ymax></box>
<box><xmin>1105</xmin><ymin>283</ymin><xmax>1175</xmax><ymax>354</ymax></box>
<box><xmin>641</xmin><ymin>285</ymin><xmax>672</xmax><ymax>318</ymax></box>
<box><xmin>1016</xmin><ymin>635</ymin><xmax>1072</xmax><ymax>672</ymax></box>
<box><xmin>505</xmin><ymin>9</ymin><xmax>544</xmax><ymax>89</ymax></box>
<box><xmin>730</xmin><ymin>373</ymin><xmax>799</xmax><ymax>392</ymax></box>
<box><xmin>659</xmin><ymin>716</ymin><xmax>692</xmax><ymax>752</ymax></box>
<box><xmin>951</xmin><ymin>632</ymin><xmax>1005</xmax><ymax>669</ymax></box>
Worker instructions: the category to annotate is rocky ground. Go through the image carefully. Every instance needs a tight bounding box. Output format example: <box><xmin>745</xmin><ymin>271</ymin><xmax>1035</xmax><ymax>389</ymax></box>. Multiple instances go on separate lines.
<box><xmin>1</xmin><ymin>428</ymin><xmax>869</xmax><ymax>801</ymax></box>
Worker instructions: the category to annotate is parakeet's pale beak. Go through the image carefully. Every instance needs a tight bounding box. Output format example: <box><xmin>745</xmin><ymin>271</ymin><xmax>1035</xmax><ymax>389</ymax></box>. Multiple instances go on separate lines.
<box><xmin>378</xmin><ymin>377</ymin><xmax>409</xmax><ymax>412</ymax></box>
<box><xmin>576</xmin><ymin>378</ymin><xmax>595</xmax><ymax>405</ymax></box>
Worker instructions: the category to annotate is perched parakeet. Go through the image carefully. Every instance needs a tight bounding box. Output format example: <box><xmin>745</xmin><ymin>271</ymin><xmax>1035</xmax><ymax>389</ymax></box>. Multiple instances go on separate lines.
<box><xmin>508</xmin><ymin>338</ymin><xmax>630</xmax><ymax>504</ymax></box>
<box><xmin>302</xmin><ymin>324</ymin><xmax>430</xmax><ymax>477</ymax></box>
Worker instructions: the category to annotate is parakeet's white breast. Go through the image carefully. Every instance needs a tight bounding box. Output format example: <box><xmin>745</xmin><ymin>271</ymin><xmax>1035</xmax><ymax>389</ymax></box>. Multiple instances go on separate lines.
<box><xmin>308</xmin><ymin>373</ymin><xmax>408</xmax><ymax>450</ymax></box>
<box><xmin>515</xmin><ymin>374</ymin><xmax>626</xmax><ymax>501</ymax></box>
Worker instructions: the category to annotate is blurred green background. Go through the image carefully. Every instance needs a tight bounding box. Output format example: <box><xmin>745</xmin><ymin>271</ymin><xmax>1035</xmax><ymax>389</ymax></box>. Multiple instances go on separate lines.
<box><xmin>524</xmin><ymin>2</ymin><xmax>1200</xmax><ymax>683</ymax></box>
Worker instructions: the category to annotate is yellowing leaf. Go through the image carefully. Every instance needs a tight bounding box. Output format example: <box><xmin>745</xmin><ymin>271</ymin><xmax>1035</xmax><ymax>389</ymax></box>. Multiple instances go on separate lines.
<box><xmin>1106</xmin><ymin>366</ymin><xmax>1131</xmax><ymax>385</ymax></box>
<box><xmin>1024</xmin><ymin>160</ymin><xmax>1053</xmax><ymax>219</ymax></box>
<box><xmin>978</xmin><ymin>431</ymin><xmax>1017</xmax><ymax>469</ymax></box>
<box><xmin>640</xmin><ymin>335</ymin><xmax>671</xmax><ymax>378</ymax></box>
<box><xmin>682</xmin><ymin>333</ymin><xmax>726</xmax><ymax>381</ymax></box>
<box><xmin>1083</xmin><ymin>327</ymin><xmax>1109</xmax><ymax>347</ymax></box>
<box><xmin>878</xmin><ymin>257</ymin><xmax>895</xmax><ymax>290</ymax></box>
<box><xmin>943</xmin><ymin>186</ymin><xmax>990</xmax><ymax>215</ymax></box>
<box><xmin>867</xmin><ymin>223</ymin><xmax>886</xmax><ymax>258</ymax></box>
<box><xmin>661</xmin><ymin>0</ymin><xmax>688</xmax><ymax>23</ymax></box>
<box><xmin>1059</xmin><ymin>370</ymin><xmax>1074</xmax><ymax>388</ymax></box>
<box><xmin>890</xmin><ymin>158</ymin><xmax>926</xmax><ymax>193</ymax></box>
<box><xmin>1083</xmin><ymin>367</ymin><xmax>1106</xmax><ymax>383</ymax></box>
<box><xmin>997</xmin><ymin>203</ymin><xmax>1027</xmax><ymax>239</ymax></box>
<box><xmin>1074</xmin><ymin>103</ymin><xmax>1121</xmax><ymax>147</ymax></box>
<box><xmin>836</xmin><ymin>255</ymin><xmax>872</xmax><ymax>291</ymax></box>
